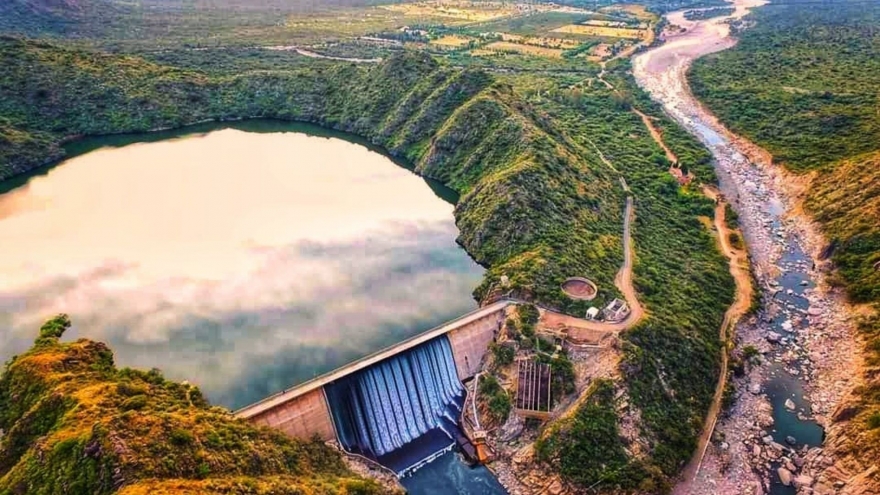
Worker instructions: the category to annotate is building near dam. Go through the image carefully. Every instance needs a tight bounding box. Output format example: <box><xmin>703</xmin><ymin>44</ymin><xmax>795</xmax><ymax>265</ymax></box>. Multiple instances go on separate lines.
<box><xmin>235</xmin><ymin>301</ymin><xmax>512</xmax><ymax>476</ymax></box>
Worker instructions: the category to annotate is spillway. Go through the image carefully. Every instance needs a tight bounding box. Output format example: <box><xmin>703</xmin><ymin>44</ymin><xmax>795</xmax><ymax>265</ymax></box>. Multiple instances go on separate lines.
<box><xmin>325</xmin><ymin>335</ymin><xmax>464</xmax><ymax>476</ymax></box>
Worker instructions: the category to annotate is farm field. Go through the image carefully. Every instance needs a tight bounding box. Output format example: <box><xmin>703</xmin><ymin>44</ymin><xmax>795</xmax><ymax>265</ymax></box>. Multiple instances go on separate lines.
<box><xmin>380</xmin><ymin>0</ymin><xmax>521</xmax><ymax>23</ymax></box>
<box><xmin>429</xmin><ymin>34</ymin><xmax>474</xmax><ymax>47</ymax></box>
<box><xmin>552</xmin><ymin>24</ymin><xmax>646</xmax><ymax>39</ymax></box>
<box><xmin>474</xmin><ymin>41</ymin><xmax>565</xmax><ymax>57</ymax></box>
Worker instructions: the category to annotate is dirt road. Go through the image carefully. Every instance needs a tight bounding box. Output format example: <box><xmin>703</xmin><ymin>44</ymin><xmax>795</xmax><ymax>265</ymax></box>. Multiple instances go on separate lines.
<box><xmin>541</xmin><ymin>194</ymin><xmax>645</xmax><ymax>337</ymax></box>
<box><xmin>675</xmin><ymin>187</ymin><xmax>754</xmax><ymax>491</ymax></box>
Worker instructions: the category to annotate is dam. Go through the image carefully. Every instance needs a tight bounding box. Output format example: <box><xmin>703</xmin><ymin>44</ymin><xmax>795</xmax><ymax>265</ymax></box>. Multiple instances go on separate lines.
<box><xmin>235</xmin><ymin>300</ymin><xmax>514</xmax><ymax>475</ymax></box>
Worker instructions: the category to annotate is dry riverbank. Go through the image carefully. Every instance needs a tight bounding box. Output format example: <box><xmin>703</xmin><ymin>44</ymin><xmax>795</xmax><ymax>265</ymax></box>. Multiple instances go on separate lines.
<box><xmin>633</xmin><ymin>1</ymin><xmax>861</xmax><ymax>493</ymax></box>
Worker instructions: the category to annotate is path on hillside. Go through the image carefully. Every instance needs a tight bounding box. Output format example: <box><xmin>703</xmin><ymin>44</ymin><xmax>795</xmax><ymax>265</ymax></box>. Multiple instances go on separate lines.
<box><xmin>540</xmin><ymin>189</ymin><xmax>644</xmax><ymax>339</ymax></box>
<box><xmin>677</xmin><ymin>186</ymin><xmax>754</xmax><ymax>490</ymax></box>
<box><xmin>631</xmin><ymin>63</ymin><xmax>756</xmax><ymax>489</ymax></box>
<box><xmin>633</xmin><ymin>108</ymin><xmax>678</xmax><ymax>163</ymax></box>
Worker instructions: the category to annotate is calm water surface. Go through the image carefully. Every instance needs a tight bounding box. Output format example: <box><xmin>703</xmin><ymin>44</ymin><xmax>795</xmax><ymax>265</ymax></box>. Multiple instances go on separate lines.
<box><xmin>0</xmin><ymin>121</ymin><xmax>485</xmax><ymax>410</ymax></box>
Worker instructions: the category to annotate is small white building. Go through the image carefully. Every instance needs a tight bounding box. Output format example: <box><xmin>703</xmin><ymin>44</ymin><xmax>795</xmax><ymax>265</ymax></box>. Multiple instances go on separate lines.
<box><xmin>586</xmin><ymin>307</ymin><xmax>600</xmax><ymax>320</ymax></box>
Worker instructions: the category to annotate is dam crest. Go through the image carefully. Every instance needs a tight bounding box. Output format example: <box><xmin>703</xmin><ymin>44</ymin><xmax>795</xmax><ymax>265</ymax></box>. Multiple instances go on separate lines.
<box><xmin>235</xmin><ymin>300</ymin><xmax>513</xmax><ymax>475</ymax></box>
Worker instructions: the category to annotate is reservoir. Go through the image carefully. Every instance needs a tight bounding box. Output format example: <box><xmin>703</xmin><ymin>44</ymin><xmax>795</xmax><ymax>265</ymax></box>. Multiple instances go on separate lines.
<box><xmin>0</xmin><ymin>120</ymin><xmax>486</xmax><ymax>412</ymax></box>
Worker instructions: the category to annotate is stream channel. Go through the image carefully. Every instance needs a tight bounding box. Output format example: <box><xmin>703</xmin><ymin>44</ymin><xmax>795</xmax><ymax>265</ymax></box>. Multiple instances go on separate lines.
<box><xmin>633</xmin><ymin>1</ymin><xmax>825</xmax><ymax>493</ymax></box>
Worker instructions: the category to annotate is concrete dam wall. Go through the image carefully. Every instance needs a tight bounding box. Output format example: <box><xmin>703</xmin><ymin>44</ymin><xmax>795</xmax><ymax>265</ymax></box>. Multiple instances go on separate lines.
<box><xmin>235</xmin><ymin>301</ymin><xmax>512</xmax><ymax>472</ymax></box>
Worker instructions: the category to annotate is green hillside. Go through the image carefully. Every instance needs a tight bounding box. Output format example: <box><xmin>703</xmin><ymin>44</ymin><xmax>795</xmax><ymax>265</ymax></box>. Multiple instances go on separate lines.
<box><xmin>0</xmin><ymin>315</ymin><xmax>390</xmax><ymax>495</ymax></box>
<box><xmin>0</xmin><ymin>36</ymin><xmax>735</xmax><ymax>492</ymax></box>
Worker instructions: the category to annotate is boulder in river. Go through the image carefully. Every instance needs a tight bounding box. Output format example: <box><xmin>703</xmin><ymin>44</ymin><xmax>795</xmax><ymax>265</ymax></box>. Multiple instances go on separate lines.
<box><xmin>785</xmin><ymin>398</ymin><xmax>796</xmax><ymax>410</ymax></box>
<box><xmin>793</xmin><ymin>475</ymin><xmax>814</xmax><ymax>489</ymax></box>
<box><xmin>778</xmin><ymin>467</ymin><xmax>793</xmax><ymax>486</ymax></box>
<box><xmin>767</xmin><ymin>332</ymin><xmax>783</xmax><ymax>343</ymax></box>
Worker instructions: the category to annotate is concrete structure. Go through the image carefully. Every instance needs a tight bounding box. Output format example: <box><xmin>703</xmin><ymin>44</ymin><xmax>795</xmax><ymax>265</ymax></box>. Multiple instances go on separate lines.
<box><xmin>603</xmin><ymin>297</ymin><xmax>630</xmax><ymax>322</ymax></box>
<box><xmin>515</xmin><ymin>360</ymin><xmax>552</xmax><ymax>420</ymax></box>
<box><xmin>236</xmin><ymin>300</ymin><xmax>514</xmax><ymax>442</ymax></box>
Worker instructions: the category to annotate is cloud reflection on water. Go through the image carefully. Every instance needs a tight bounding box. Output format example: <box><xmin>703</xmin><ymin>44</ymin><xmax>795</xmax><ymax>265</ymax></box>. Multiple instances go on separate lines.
<box><xmin>0</xmin><ymin>128</ymin><xmax>483</xmax><ymax>409</ymax></box>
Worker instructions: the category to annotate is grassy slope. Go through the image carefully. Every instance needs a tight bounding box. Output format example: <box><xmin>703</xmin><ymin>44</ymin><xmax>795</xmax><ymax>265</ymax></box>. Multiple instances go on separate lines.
<box><xmin>689</xmin><ymin>0</ymin><xmax>880</xmax><ymax>486</ymax></box>
<box><xmin>689</xmin><ymin>1</ymin><xmax>880</xmax><ymax>305</ymax></box>
<box><xmin>530</xmin><ymin>61</ymin><xmax>733</xmax><ymax>492</ymax></box>
<box><xmin>0</xmin><ymin>37</ymin><xmax>734</xmax><ymax>492</ymax></box>
<box><xmin>0</xmin><ymin>316</ymin><xmax>388</xmax><ymax>495</ymax></box>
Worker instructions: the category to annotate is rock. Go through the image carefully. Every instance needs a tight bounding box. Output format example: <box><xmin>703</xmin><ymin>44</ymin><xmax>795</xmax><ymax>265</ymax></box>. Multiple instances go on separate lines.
<box><xmin>785</xmin><ymin>398</ymin><xmax>797</xmax><ymax>411</ymax></box>
<box><xmin>763</xmin><ymin>435</ymin><xmax>774</xmax><ymax>445</ymax></box>
<box><xmin>750</xmin><ymin>383</ymin><xmax>762</xmax><ymax>395</ymax></box>
<box><xmin>813</xmin><ymin>483</ymin><xmax>834</xmax><ymax>495</ymax></box>
<box><xmin>778</xmin><ymin>467</ymin><xmax>793</xmax><ymax>486</ymax></box>
<box><xmin>793</xmin><ymin>475</ymin><xmax>814</xmax><ymax>489</ymax></box>
<box><xmin>786</xmin><ymin>435</ymin><xmax>797</xmax><ymax>445</ymax></box>
<box><xmin>753</xmin><ymin>444</ymin><xmax>762</xmax><ymax>457</ymax></box>
<box><xmin>767</xmin><ymin>332</ymin><xmax>783</xmax><ymax>343</ymax></box>
<box><xmin>720</xmin><ymin>441</ymin><xmax>729</xmax><ymax>450</ymax></box>
<box><xmin>547</xmin><ymin>480</ymin><xmax>563</xmax><ymax>495</ymax></box>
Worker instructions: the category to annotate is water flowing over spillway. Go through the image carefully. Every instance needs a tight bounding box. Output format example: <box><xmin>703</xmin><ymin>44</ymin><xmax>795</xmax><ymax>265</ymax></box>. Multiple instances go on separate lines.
<box><xmin>325</xmin><ymin>335</ymin><xmax>464</xmax><ymax>476</ymax></box>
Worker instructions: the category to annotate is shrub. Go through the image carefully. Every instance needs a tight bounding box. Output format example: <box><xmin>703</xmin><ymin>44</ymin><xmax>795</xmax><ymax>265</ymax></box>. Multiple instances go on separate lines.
<box><xmin>170</xmin><ymin>428</ymin><xmax>194</xmax><ymax>446</ymax></box>
<box><xmin>518</xmin><ymin>304</ymin><xmax>540</xmax><ymax>326</ymax></box>
<box><xmin>121</xmin><ymin>395</ymin><xmax>148</xmax><ymax>411</ymax></box>
<box><xmin>867</xmin><ymin>412</ymin><xmax>880</xmax><ymax>430</ymax></box>
<box><xmin>491</xmin><ymin>342</ymin><xmax>515</xmax><ymax>366</ymax></box>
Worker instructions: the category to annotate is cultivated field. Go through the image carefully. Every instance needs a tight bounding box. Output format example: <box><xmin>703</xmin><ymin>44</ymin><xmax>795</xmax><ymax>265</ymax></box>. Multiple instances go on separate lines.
<box><xmin>500</xmin><ymin>33</ymin><xmax>581</xmax><ymax>49</ymax></box>
<box><xmin>381</xmin><ymin>0</ymin><xmax>521</xmax><ymax>23</ymax></box>
<box><xmin>430</xmin><ymin>34</ymin><xmax>474</xmax><ymax>47</ymax></box>
<box><xmin>473</xmin><ymin>41</ymin><xmax>565</xmax><ymax>57</ymax></box>
<box><xmin>552</xmin><ymin>24</ymin><xmax>646</xmax><ymax>39</ymax></box>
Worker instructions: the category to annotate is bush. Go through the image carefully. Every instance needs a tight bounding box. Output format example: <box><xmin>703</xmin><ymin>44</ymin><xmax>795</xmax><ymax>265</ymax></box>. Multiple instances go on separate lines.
<box><xmin>491</xmin><ymin>342</ymin><xmax>515</xmax><ymax>366</ymax></box>
<box><xmin>867</xmin><ymin>412</ymin><xmax>880</xmax><ymax>430</ymax></box>
<box><xmin>117</xmin><ymin>381</ymin><xmax>147</xmax><ymax>397</ymax></box>
<box><xmin>488</xmin><ymin>392</ymin><xmax>511</xmax><ymax>422</ymax></box>
<box><xmin>121</xmin><ymin>395</ymin><xmax>148</xmax><ymax>411</ymax></box>
<box><xmin>742</xmin><ymin>345</ymin><xmax>760</xmax><ymax>363</ymax></box>
<box><xmin>518</xmin><ymin>304</ymin><xmax>540</xmax><ymax>326</ymax></box>
<box><xmin>170</xmin><ymin>428</ymin><xmax>194</xmax><ymax>446</ymax></box>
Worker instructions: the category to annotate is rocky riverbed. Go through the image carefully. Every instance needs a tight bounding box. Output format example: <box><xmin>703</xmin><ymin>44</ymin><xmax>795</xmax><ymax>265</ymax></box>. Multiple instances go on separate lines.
<box><xmin>633</xmin><ymin>1</ymin><xmax>860</xmax><ymax>494</ymax></box>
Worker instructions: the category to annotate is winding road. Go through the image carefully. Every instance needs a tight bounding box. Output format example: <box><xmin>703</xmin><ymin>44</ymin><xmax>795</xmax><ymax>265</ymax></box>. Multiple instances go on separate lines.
<box><xmin>540</xmin><ymin>190</ymin><xmax>645</xmax><ymax>340</ymax></box>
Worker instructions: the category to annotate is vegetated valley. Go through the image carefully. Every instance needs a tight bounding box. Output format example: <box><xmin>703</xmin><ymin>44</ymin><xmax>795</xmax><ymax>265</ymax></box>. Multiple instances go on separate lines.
<box><xmin>1</xmin><ymin>0</ymin><xmax>743</xmax><ymax>492</ymax></box>
<box><xmin>689</xmin><ymin>0</ymin><xmax>880</xmax><ymax>489</ymax></box>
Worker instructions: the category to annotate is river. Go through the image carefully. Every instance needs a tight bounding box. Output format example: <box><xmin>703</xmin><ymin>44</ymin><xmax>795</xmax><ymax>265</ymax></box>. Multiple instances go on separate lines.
<box><xmin>633</xmin><ymin>1</ymin><xmax>854</xmax><ymax>494</ymax></box>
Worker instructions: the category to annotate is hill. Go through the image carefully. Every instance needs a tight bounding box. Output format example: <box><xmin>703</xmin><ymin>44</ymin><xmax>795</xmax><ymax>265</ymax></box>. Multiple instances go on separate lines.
<box><xmin>0</xmin><ymin>315</ymin><xmax>389</xmax><ymax>494</ymax></box>
<box><xmin>0</xmin><ymin>37</ymin><xmax>735</xmax><ymax>492</ymax></box>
